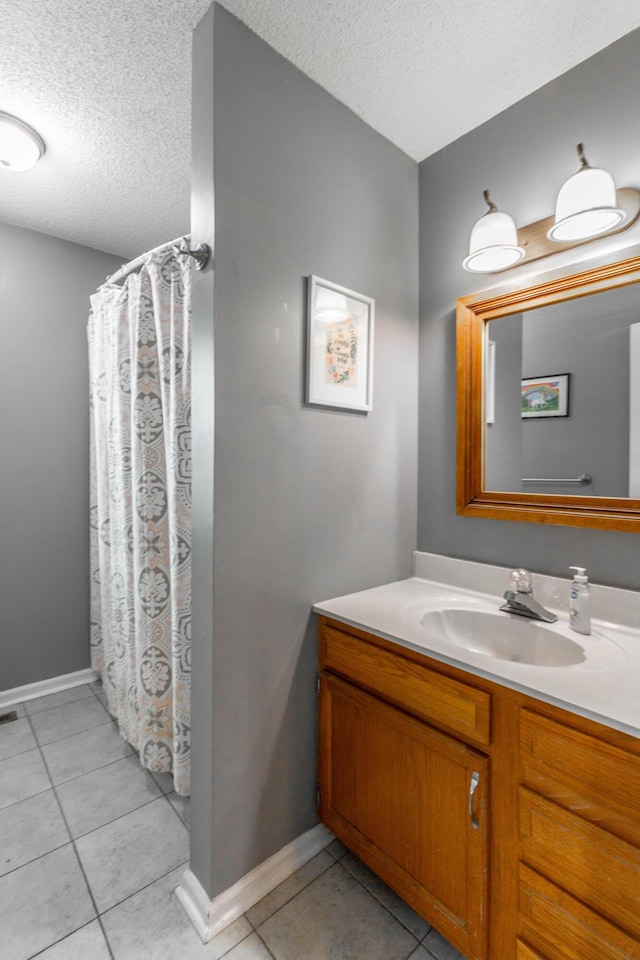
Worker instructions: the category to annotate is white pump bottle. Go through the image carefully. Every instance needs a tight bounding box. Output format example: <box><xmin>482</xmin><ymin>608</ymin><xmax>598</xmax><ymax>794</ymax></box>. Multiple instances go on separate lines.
<box><xmin>569</xmin><ymin>566</ymin><xmax>591</xmax><ymax>635</ymax></box>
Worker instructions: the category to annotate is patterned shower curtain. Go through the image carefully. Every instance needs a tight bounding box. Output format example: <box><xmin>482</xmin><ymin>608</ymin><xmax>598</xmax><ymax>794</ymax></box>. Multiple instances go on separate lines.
<box><xmin>88</xmin><ymin>244</ymin><xmax>192</xmax><ymax>796</ymax></box>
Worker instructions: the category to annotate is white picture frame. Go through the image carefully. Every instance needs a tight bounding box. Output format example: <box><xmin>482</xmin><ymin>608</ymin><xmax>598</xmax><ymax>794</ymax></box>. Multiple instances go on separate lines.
<box><xmin>305</xmin><ymin>275</ymin><xmax>375</xmax><ymax>411</ymax></box>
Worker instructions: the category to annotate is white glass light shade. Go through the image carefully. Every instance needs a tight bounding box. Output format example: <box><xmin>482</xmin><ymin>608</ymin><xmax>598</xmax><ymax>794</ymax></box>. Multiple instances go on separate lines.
<box><xmin>315</xmin><ymin>287</ymin><xmax>350</xmax><ymax>322</ymax></box>
<box><xmin>547</xmin><ymin>165</ymin><xmax>625</xmax><ymax>242</ymax></box>
<box><xmin>0</xmin><ymin>112</ymin><xmax>45</xmax><ymax>171</ymax></box>
<box><xmin>462</xmin><ymin>209</ymin><xmax>525</xmax><ymax>273</ymax></box>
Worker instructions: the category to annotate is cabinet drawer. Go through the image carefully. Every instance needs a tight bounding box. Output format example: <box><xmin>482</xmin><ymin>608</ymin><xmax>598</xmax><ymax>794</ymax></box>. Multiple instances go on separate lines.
<box><xmin>521</xmin><ymin>710</ymin><xmax>640</xmax><ymax>845</ymax></box>
<box><xmin>518</xmin><ymin>863</ymin><xmax>640</xmax><ymax>960</ymax></box>
<box><xmin>320</xmin><ymin>620</ymin><xmax>490</xmax><ymax>747</ymax></box>
<box><xmin>519</xmin><ymin>786</ymin><xmax>640</xmax><ymax>941</ymax></box>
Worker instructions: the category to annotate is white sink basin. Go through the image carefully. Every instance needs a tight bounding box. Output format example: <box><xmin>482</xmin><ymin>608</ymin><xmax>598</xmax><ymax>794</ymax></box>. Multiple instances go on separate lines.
<box><xmin>420</xmin><ymin>608</ymin><xmax>585</xmax><ymax>666</ymax></box>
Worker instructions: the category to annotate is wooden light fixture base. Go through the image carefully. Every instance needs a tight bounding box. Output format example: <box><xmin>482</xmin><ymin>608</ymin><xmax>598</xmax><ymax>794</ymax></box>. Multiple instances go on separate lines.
<box><xmin>513</xmin><ymin>187</ymin><xmax>640</xmax><ymax>270</ymax></box>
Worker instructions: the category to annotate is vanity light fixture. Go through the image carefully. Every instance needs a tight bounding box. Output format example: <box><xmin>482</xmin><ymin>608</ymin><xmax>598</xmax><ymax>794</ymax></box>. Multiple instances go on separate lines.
<box><xmin>547</xmin><ymin>143</ymin><xmax>626</xmax><ymax>242</ymax></box>
<box><xmin>0</xmin><ymin>111</ymin><xmax>45</xmax><ymax>171</ymax></box>
<box><xmin>462</xmin><ymin>144</ymin><xmax>640</xmax><ymax>274</ymax></box>
<box><xmin>462</xmin><ymin>190</ymin><xmax>526</xmax><ymax>273</ymax></box>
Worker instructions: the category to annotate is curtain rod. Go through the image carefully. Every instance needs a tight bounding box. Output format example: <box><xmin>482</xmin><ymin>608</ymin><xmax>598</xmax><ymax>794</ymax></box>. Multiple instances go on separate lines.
<box><xmin>102</xmin><ymin>236</ymin><xmax>210</xmax><ymax>288</ymax></box>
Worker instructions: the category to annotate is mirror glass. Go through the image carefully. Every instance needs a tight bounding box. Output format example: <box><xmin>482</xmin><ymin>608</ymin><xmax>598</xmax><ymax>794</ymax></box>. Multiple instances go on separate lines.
<box><xmin>485</xmin><ymin>281</ymin><xmax>640</xmax><ymax>499</ymax></box>
<box><xmin>456</xmin><ymin>252</ymin><xmax>640</xmax><ymax>531</ymax></box>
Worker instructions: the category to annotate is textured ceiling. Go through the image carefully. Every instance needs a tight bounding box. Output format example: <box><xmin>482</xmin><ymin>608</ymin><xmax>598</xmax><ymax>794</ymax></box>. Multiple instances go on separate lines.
<box><xmin>0</xmin><ymin>0</ymin><xmax>211</xmax><ymax>258</ymax></box>
<box><xmin>2</xmin><ymin>0</ymin><xmax>640</xmax><ymax>259</ymax></box>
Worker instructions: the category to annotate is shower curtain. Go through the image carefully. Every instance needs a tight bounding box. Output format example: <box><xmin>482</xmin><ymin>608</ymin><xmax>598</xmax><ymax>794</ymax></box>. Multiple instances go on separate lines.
<box><xmin>88</xmin><ymin>244</ymin><xmax>192</xmax><ymax>796</ymax></box>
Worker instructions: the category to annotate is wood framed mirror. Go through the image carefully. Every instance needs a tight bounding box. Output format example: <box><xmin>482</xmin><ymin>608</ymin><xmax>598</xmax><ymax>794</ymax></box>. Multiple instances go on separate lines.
<box><xmin>457</xmin><ymin>253</ymin><xmax>640</xmax><ymax>531</ymax></box>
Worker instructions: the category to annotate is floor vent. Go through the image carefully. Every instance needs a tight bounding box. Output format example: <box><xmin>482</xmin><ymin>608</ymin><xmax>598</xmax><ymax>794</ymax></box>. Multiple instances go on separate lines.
<box><xmin>0</xmin><ymin>711</ymin><xmax>18</xmax><ymax>725</ymax></box>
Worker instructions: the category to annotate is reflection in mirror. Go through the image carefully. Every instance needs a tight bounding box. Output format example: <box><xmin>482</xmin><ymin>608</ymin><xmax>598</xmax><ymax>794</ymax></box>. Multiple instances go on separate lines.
<box><xmin>485</xmin><ymin>283</ymin><xmax>640</xmax><ymax>498</ymax></box>
<box><xmin>456</xmin><ymin>253</ymin><xmax>640</xmax><ymax>531</ymax></box>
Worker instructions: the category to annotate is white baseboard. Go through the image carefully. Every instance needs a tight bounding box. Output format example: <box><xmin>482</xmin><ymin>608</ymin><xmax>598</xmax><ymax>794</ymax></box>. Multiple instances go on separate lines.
<box><xmin>175</xmin><ymin>822</ymin><xmax>334</xmax><ymax>942</ymax></box>
<box><xmin>0</xmin><ymin>668</ymin><xmax>99</xmax><ymax>708</ymax></box>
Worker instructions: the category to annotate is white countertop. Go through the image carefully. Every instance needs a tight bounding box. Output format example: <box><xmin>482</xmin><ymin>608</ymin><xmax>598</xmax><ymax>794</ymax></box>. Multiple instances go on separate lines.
<box><xmin>313</xmin><ymin>561</ymin><xmax>640</xmax><ymax>739</ymax></box>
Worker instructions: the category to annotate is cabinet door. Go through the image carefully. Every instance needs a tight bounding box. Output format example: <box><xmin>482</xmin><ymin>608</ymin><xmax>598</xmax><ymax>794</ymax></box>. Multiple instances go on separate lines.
<box><xmin>319</xmin><ymin>673</ymin><xmax>489</xmax><ymax>960</ymax></box>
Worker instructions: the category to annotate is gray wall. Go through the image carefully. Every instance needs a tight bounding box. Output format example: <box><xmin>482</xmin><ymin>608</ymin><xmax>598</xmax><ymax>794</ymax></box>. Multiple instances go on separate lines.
<box><xmin>190</xmin><ymin>4</ymin><xmax>418</xmax><ymax>898</ymax></box>
<box><xmin>521</xmin><ymin>291</ymin><xmax>633</xmax><ymax>498</ymax></box>
<box><xmin>485</xmin><ymin>316</ymin><xmax>523</xmax><ymax>491</ymax></box>
<box><xmin>418</xmin><ymin>27</ymin><xmax>640</xmax><ymax>589</ymax></box>
<box><xmin>0</xmin><ymin>221</ymin><xmax>122</xmax><ymax>690</ymax></box>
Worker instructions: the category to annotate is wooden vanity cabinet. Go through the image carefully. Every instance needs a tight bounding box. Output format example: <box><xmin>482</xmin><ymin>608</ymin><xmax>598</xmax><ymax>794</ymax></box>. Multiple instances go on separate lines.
<box><xmin>517</xmin><ymin>709</ymin><xmax>640</xmax><ymax>960</ymax></box>
<box><xmin>318</xmin><ymin>614</ymin><xmax>640</xmax><ymax>960</ymax></box>
<box><xmin>318</xmin><ymin>617</ymin><xmax>492</xmax><ymax>960</ymax></box>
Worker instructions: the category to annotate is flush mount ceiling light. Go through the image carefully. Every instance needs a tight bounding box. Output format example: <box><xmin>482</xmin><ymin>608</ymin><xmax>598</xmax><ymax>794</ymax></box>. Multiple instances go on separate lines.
<box><xmin>0</xmin><ymin>111</ymin><xmax>45</xmax><ymax>171</ymax></box>
<box><xmin>547</xmin><ymin>143</ymin><xmax>626</xmax><ymax>243</ymax></box>
<box><xmin>462</xmin><ymin>190</ymin><xmax>526</xmax><ymax>273</ymax></box>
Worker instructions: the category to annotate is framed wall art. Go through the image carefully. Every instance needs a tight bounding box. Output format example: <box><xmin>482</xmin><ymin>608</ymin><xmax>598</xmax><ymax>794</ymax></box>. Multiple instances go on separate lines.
<box><xmin>306</xmin><ymin>275</ymin><xmax>374</xmax><ymax>412</ymax></box>
<box><xmin>521</xmin><ymin>373</ymin><xmax>570</xmax><ymax>419</ymax></box>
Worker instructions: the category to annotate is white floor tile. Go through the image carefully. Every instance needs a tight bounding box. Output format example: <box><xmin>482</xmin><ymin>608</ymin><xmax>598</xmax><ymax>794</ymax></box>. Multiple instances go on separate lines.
<box><xmin>76</xmin><ymin>796</ymin><xmax>189</xmax><ymax>912</ymax></box>
<box><xmin>57</xmin><ymin>754</ymin><xmax>162</xmax><ymax>838</ymax></box>
<box><xmin>257</xmin><ymin>862</ymin><xmax>418</xmax><ymax>960</ymax></box>
<box><xmin>341</xmin><ymin>851</ymin><xmax>431</xmax><ymax>939</ymax></box>
<box><xmin>102</xmin><ymin>865</ymin><xmax>252</xmax><ymax>959</ymax></box>
<box><xmin>30</xmin><ymin>696</ymin><xmax>111</xmax><ymax>745</ymax></box>
<box><xmin>422</xmin><ymin>929</ymin><xmax>467</xmax><ymax>960</ymax></box>
<box><xmin>34</xmin><ymin>920</ymin><xmax>112</xmax><ymax>959</ymax></box>
<box><xmin>150</xmin><ymin>768</ymin><xmax>176</xmax><ymax>794</ymax></box>
<box><xmin>0</xmin><ymin>717</ymin><xmax>37</xmax><ymax>760</ymax></box>
<box><xmin>0</xmin><ymin>845</ymin><xmax>95</xmax><ymax>960</ymax></box>
<box><xmin>167</xmin><ymin>790</ymin><xmax>191</xmax><ymax>830</ymax></box>
<box><xmin>25</xmin><ymin>684</ymin><xmax>95</xmax><ymax>715</ymax></box>
<box><xmin>409</xmin><ymin>948</ymin><xmax>433</xmax><ymax>960</ymax></box>
<box><xmin>0</xmin><ymin>748</ymin><xmax>50</xmax><ymax>809</ymax></box>
<box><xmin>247</xmin><ymin>850</ymin><xmax>334</xmax><ymax>927</ymax></box>
<box><xmin>1</xmin><ymin>702</ymin><xmax>26</xmax><ymax>719</ymax></box>
<box><xmin>0</xmin><ymin>789</ymin><xmax>69</xmax><ymax>876</ymax></box>
<box><xmin>224</xmin><ymin>933</ymin><xmax>273</xmax><ymax>960</ymax></box>
<box><xmin>42</xmin><ymin>720</ymin><xmax>134</xmax><ymax>784</ymax></box>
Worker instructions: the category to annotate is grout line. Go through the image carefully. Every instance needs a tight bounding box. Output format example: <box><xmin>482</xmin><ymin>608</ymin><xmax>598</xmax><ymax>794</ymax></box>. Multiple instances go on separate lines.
<box><xmin>24</xmin><ymin>711</ymin><xmax>190</xmax><ymax>955</ymax></box>
<box><xmin>66</xmin><ymin>842</ymin><xmax>116</xmax><ymax>960</ymax></box>
<box><xmin>22</xmin><ymin>710</ymin><xmax>116</xmax><ymax>960</ymax></box>
<box><xmin>13</xmin><ymin>705</ymin><xmax>188</xmax><ymax>960</ymax></box>
<box><xmin>245</xmin><ymin>852</ymin><xmax>338</xmax><ymax>929</ymax></box>
<box><xmin>98</xmin><ymin>859</ymin><xmax>190</xmax><ymax>920</ymax></box>
<box><xmin>337</xmin><ymin>857</ymin><xmax>427</xmax><ymax>944</ymax></box>
<box><xmin>212</xmin><ymin>930</ymin><xmax>256</xmax><ymax>960</ymax></box>
<box><xmin>149</xmin><ymin>768</ymin><xmax>177</xmax><ymax>795</ymax></box>
<box><xmin>45</xmin><ymin>741</ymin><xmax>136</xmax><ymax>789</ymax></box>
<box><xmin>0</xmin><ymin>775</ymin><xmax>51</xmax><ymax>811</ymax></box>
<box><xmin>26</xmin><ymin>919</ymin><xmax>104</xmax><ymax>960</ymax></box>
<box><xmin>67</xmin><ymin>792</ymin><xmax>170</xmax><ymax>842</ymax></box>
<box><xmin>96</xmin><ymin>915</ymin><xmax>117</xmax><ymax>960</ymax></box>
<box><xmin>0</xmin><ymin>830</ymin><xmax>71</xmax><ymax>882</ymax></box>
<box><xmin>24</xmin><ymin>686</ymin><xmax>96</xmax><ymax>717</ymax></box>
<box><xmin>252</xmin><ymin>928</ymin><xmax>279</xmax><ymax>960</ymax></box>
<box><xmin>235</xmin><ymin>918</ymin><xmax>278</xmax><ymax>960</ymax></box>
<box><xmin>244</xmin><ymin>852</ymin><xmax>425</xmax><ymax>960</ymax></box>
<box><xmin>163</xmin><ymin>790</ymin><xmax>190</xmax><ymax>831</ymax></box>
<box><xmin>326</xmin><ymin>841</ymin><xmax>348</xmax><ymax>861</ymax></box>
<box><xmin>31</xmin><ymin>716</ymin><xmax>113</xmax><ymax>750</ymax></box>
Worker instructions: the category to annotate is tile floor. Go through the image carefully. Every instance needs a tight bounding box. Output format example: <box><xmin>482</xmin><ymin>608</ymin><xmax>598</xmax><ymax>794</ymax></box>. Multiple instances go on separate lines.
<box><xmin>0</xmin><ymin>682</ymin><xmax>465</xmax><ymax>960</ymax></box>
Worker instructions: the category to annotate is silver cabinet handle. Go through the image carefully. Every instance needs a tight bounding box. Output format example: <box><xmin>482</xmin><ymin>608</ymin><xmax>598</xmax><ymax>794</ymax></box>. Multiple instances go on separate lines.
<box><xmin>469</xmin><ymin>771</ymin><xmax>480</xmax><ymax>829</ymax></box>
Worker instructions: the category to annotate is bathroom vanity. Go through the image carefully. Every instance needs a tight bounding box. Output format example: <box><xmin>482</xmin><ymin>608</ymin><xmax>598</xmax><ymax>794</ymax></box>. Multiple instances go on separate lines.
<box><xmin>314</xmin><ymin>557</ymin><xmax>640</xmax><ymax>960</ymax></box>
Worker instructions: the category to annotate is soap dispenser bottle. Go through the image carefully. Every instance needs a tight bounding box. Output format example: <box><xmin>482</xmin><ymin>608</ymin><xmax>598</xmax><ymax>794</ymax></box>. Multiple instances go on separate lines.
<box><xmin>569</xmin><ymin>566</ymin><xmax>591</xmax><ymax>635</ymax></box>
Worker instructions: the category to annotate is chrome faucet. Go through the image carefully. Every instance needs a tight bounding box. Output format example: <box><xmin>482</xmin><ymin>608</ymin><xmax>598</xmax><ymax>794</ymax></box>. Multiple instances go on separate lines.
<box><xmin>500</xmin><ymin>568</ymin><xmax>558</xmax><ymax>623</ymax></box>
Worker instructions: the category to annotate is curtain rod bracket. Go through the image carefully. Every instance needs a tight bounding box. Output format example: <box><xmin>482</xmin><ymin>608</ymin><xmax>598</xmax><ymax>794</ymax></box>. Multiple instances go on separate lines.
<box><xmin>175</xmin><ymin>242</ymin><xmax>211</xmax><ymax>271</ymax></box>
